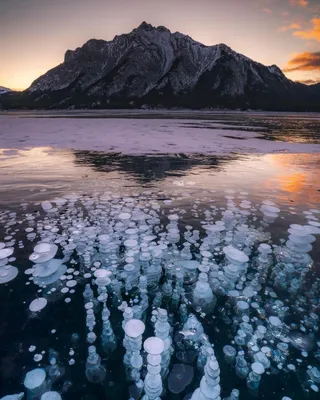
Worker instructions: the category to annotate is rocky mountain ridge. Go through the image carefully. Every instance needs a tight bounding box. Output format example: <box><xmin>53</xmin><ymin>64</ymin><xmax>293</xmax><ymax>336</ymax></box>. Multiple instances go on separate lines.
<box><xmin>1</xmin><ymin>22</ymin><xmax>319</xmax><ymax>110</ymax></box>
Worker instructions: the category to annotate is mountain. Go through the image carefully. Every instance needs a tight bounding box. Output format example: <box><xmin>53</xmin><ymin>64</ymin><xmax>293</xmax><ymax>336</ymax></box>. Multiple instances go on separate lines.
<box><xmin>0</xmin><ymin>86</ymin><xmax>12</xmax><ymax>95</ymax></box>
<box><xmin>1</xmin><ymin>22</ymin><xmax>319</xmax><ymax>110</ymax></box>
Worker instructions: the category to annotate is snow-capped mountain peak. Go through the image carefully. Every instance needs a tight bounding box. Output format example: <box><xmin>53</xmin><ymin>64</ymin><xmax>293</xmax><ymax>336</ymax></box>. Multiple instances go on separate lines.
<box><xmin>0</xmin><ymin>86</ymin><xmax>12</xmax><ymax>95</ymax></box>
<box><xmin>2</xmin><ymin>22</ymin><xmax>318</xmax><ymax>110</ymax></box>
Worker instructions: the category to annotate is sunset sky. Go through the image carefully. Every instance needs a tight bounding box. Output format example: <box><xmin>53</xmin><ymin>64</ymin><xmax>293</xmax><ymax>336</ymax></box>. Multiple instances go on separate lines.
<box><xmin>1</xmin><ymin>0</ymin><xmax>320</xmax><ymax>90</ymax></box>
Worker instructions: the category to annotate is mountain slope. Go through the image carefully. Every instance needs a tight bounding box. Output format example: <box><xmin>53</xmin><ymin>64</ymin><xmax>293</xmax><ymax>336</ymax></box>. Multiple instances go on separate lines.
<box><xmin>0</xmin><ymin>86</ymin><xmax>12</xmax><ymax>95</ymax></box>
<box><xmin>1</xmin><ymin>22</ymin><xmax>319</xmax><ymax>110</ymax></box>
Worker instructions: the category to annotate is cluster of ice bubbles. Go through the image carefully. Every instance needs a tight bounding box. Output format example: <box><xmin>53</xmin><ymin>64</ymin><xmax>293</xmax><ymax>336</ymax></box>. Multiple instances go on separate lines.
<box><xmin>0</xmin><ymin>190</ymin><xmax>319</xmax><ymax>400</ymax></box>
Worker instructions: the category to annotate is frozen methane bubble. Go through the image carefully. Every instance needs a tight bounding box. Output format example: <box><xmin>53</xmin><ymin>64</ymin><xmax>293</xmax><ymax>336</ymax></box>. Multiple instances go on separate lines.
<box><xmin>41</xmin><ymin>392</ymin><xmax>62</xmax><ymax>400</ymax></box>
<box><xmin>182</xmin><ymin>260</ymin><xmax>199</xmax><ymax>284</ymax></box>
<box><xmin>307</xmin><ymin>367</ymin><xmax>320</xmax><ymax>383</ymax></box>
<box><xmin>251</xmin><ymin>362</ymin><xmax>265</xmax><ymax>375</ymax></box>
<box><xmin>33</xmin><ymin>259</ymin><xmax>64</xmax><ymax>278</ymax></box>
<box><xmin>260</xmin><ymin>205</ymin><xmax>280</xmax><ymax>219</ymax></box>
<box><xmin>0</xmin><ymin>265</ymin><xmax>18</xmax><ymax>284</ymax></box>
<box><xmin>181</xmin><ymin>314</ymin><xmax>205</xmax><ymax>342</ymax></box>
<box><xmin>168</xmin><ymin>364</ymin><xmax>194</xmax><ymax>394</ymax></box>
<box><xmin>144</xmin><ymin>336</ymin><xmax>164</xmax><ymax>355</ymax></box>
<box><xmin>143</xmin><ymin>337</ymin><xmax>165</xmax><ymax>400</ymax></box>
<box><xmin>223</xmin><ymin>345</ymin><xmax>237</xmax><ymax>364</ymax></box>
<box><xmin>0</xmin><ymin>187</ymin><xmax>319</xmax><ymax>399</ymax></box>
<box><xmin>85</xmin><ymin>345</ymin><xmax>106</xmax><ymax>383</ymax></box>
<box><xmin>24</xmin><ymin>368</ymin><xmax>46</xmax><ymax>390</ymax></box>
<box><xmin>223</xmin><ymin>245</ymin><xmax>249</xmax><ymax>264</ymax></box>
<box><xmin>190</xmin><ymin>355</ymin><xmax>221</xmax><ymax>400</ymax></box>
<box><xmin>0</xmin><ymin>394</ymin><xmax>24</xmax><ymax>400</ymax></box>
<box><xmin>123</xmin><ymin>318</ymin><xmax>145</xmax><ymax>368</ymax></box>
<box><xmin>29</xmin><ymin>298</ymin><xmax>47</xmax><ymax>312</ymax></box>
<box><xmin>192</xmin><ymin>272</ymin><xmax>216</xmax><ymax>313</ymax></box>
<box><xmin>0</xmin><ymin>248</ymin><xmax>14</xmax><ymax>259</ymax></box>
<box><xmin>118</xmin><ymin>212</ymin><xmax>131</xmax><ymax>220</ymax></box>
<box><xmin>29</xmin><ymin>243</ymin><xmax>58</xmax><ymax>264</ymax></box>
<box><xmin>94</xmin><ymin>269</ymin><xmax>112</xmax><ymax>286</ymax></box>
<box><xmin>288</xmin><ymin>331</ymin><xmax>315</xmax><ymax>352</ymax></box>
<box><xmin>124</xmin><ymin>319</ymin><xmax>145</xmax><ymax>338</ymax></box>
<box><xmin>269</xmin><ymin>316</ymin><xmax>281</xmax><ymax>327</ymax></box>
<box><xmin>41</xmin><ymin>201</ymin><xmax>53</xmax><ymax>212</ymax></box>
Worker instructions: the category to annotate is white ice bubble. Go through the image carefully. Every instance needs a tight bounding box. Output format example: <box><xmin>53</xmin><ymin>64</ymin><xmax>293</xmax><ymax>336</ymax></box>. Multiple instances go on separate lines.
<box><xmin>0</xmin><ymin>248</ymin><xmax>14</xmax><ymax>260</ymax></box>
<box><xmin>0</xmin><ymin>266</ymin><xmax>18</xmax><ymax>284</ymax></box>
<box><xmin>24</xmin><ymin>368</ymin><xmax>46</xmax><ymax>390</ymax></box>
<box><xmin>223</xmin><ymin>245</ymin><xmax>249</xmax><ymax>263</ymax></box>
<box><xmin>41</xmin><ymin>392</ymin><xmax>62</xmax><ymax>400</ymax></box>
<box><xmin>66</xmin><ymin>280</ymin><xmax>77</xmax><ymax>288</ymax></box>
<box><xmin>143</xmin><ymin>336</ymin><xmax>164</xmax><ymax>355</ymax></box>
<box><xmin>33</xmin><ymin>354</ymin><xmax>43</xmax><ymax>362</ymax></box>
<box><xmin>124</xmin><ymin>319</ymin><xmax>145</xmax><ymax>338</ymax></box>
<box><xmin>252</xmin><ymin>362</ymin><xmax>265</xmax><ymax>375</ymax></box>
<box><xmin>29</xmin><ymin>298</ymin><xmax>47</xmax><ymax>312</ymax></box>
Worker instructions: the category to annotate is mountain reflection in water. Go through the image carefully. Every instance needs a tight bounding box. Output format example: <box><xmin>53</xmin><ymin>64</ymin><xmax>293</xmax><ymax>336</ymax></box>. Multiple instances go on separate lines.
<box><xmin>0</xmin><ymin>148</ymin><xmax>319</xmax><ymax>209</ymax></box>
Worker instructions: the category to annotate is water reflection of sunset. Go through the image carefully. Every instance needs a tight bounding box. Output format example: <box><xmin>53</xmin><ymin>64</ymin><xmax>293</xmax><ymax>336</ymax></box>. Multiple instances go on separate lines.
<box><xmin>278</xmin><ymin>172</ymin><xmax>307</xmax><ymax>193</ymax></box>
<box><xmin>0</xmin><ymin>148</ymin><xmax>319</xmax><ymax>209</ymax></box>
<box><xmin>264</xmin><ymin>154</ymin><xmax>319</xmax><ymax>206</ymax></box>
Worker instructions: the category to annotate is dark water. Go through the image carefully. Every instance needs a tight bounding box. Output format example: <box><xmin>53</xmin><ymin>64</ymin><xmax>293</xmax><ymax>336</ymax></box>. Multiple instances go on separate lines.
<box><xmin>0</xmin><ymin>136</ymin><xmax>319</xmax><ymax>399</ymax></box>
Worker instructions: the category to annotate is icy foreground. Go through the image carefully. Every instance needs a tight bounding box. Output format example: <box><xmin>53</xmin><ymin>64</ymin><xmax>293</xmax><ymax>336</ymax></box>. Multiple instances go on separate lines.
<box><xmin>0</xmin><ymin>187</ymin><xmax>320</xmax><ymax>399</ymax></box>
<box><xmin>0</xmin><ymin>117</ymin><xmax>319</xmax><ymax>154</ymax></box>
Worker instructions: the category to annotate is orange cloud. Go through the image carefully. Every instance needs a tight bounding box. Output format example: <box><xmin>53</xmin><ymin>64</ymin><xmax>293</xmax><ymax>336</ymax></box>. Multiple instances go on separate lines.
<box><xmin>280</xmin><ymin>23</ymin><xmax>301</xmax><ymax>31</ymax></box>
<box><xmin>289</xmin><ymin>0</ymin><xmax>308</xmax><ymax>7</ymax></box>
<box><xmin>296</xmin><ymin>78</ymin><xmax>320</xmax><ymax>84</ymax></box>
<box><xmin>283</xmin><ymin>52</ymin><xmax>320</xmax><ymax>72</ymax></box>
<box><xmin>293</xmin><ymin>18</ymin><xmax>320</xmax><ymax>41</ymax></box>
<box><xmin>263</xmin><ymin>8</ymin><xmax>272</xmax><ymax>14</ymax></box>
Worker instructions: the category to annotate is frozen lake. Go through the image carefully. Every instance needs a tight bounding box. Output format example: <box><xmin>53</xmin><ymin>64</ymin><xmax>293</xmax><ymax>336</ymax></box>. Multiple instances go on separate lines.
<box><xmin>0</xmin><ymin>111</ymin><xmax>319</xmax><ymax>400</ymax></box>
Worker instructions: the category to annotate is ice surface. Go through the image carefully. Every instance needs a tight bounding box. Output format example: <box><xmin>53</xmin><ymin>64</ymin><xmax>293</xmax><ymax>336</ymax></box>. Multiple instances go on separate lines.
<box><xmin>1</xmin><ymin>117</ymin><xmax>320</xmax><ymax>155</ymax></box>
